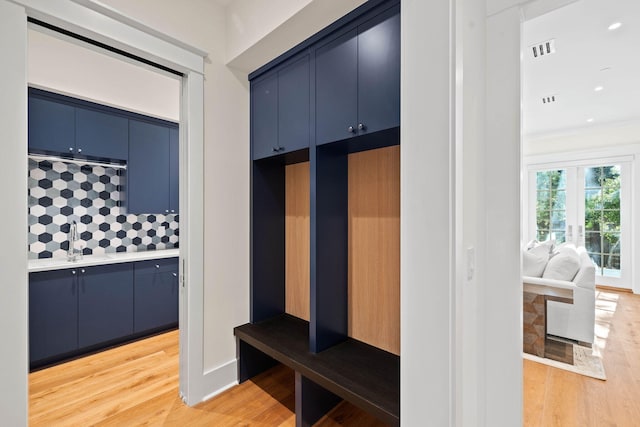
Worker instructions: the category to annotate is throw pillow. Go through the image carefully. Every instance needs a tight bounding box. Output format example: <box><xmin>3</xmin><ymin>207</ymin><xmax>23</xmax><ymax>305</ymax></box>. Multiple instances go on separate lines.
<box><xmin>523</xmin><ymin>244</ymin><xmax>549</xmax><ymax>277</ymax></box>
<box><xmin>542</xmin><ymin>250</ymin><xmax>580</xmax><ymax>281</ymax></box>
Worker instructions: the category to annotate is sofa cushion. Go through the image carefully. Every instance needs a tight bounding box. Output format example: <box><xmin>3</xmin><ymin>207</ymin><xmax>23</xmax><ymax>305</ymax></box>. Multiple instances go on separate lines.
<box><xmin>523</xmin><ymin>244</ymin><xmax>550</xmax><ymax>277</ymax></box>
<box><xmin>542</xmin><ymin>249</ymin><xmax>581</xmax><ymax>281</ymax></box>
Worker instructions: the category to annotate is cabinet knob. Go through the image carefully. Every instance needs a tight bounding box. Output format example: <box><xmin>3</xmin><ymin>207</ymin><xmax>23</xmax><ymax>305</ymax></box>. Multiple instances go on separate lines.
<box><xmin>165</xmin><ymin>210</ymin><xmax>169</xmax><ymax>213</ymax></box>
<box><xmin>71</xmin><ymin>270</ymin><xmax>76</xmax><ymax>275</ymax></box>
<box><xmin>155</xmin><ymin>264</ymin><xmax>160</xmax><ymax>269</ymax></box>
<box><xmin>358</xmin><ymin>123</ymin><xmax>365</xmax><ymax>131</ymax></box>
<box><xmin>347</xmin><ymin>126</ymin><xmax>355</xmax><ymax>133</ymax></box>
<box><xmin>272</xmin><ymin>147</ymin><xmax>278</xmax><ymax>152</ymax></box>
<box><xmin>77</xmin><ymin>148</ymin><xmax>82</xmax><ymax>153</ymax></box>
<box><xmin>81</xmin><ymin>269</ymin><xmax>85</xmax><ymax>273</ymax></box>
<box><xmin>170</xmin><ymin>209</ymin><xmax>175</xmax><ymax>213</ymax></box>
<box><xmin>173</xmin><ymin>273</ymin><xmax>178</xmax><ymax>277</ymax></box>
<box><xmin>69</xmin><ymin>147</ymin><xmax>74</xmax><ymax>152</ymax></box>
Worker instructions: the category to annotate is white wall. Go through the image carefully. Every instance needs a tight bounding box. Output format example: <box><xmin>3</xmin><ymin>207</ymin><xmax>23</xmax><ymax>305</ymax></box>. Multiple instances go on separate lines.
<box><xmin>98</xmin><ymin>0</ymin><xmax>251</xmax><ymax>389</ymax></box>
<box><xmin>401</xmin><ymin>0</ymin><xmax>454</xmax><ymax>423</ymax></box>
<box><xmin>525</xmin><ymin>121</ymin><xmax>640</xmax><ymax>156</ymax></box>
<box><xmin>28</xmin><ymin>28</ymin><xmax>180</xmax><ymax>121</ymax></box>
<box><xmin>0</xmin><ymin>2</ymin><xmax>28</xmax><ymax>425</ymax></box>
<box><xmin>225</xmin><ymin>0</ymin><xmax>366</xmax><ymax>72</ymax></box>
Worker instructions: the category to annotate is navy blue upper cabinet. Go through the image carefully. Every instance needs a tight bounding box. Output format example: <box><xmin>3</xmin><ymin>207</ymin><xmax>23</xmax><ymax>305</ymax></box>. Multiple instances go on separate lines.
<box><xmin>78</xmin><ymin>263</ymin><xmax>134</xmax><ymax>348</ymax></box>
<box><xmin>28</xmin><ymin>95</ymin><xmax>75</xmax><ymax>155</ymax></box>
<box><xmin>28</xmin><ymin>88</ymin><xmax>128</xmax><ymax>161</ymax></box>
<box><xmin>278</xmin><ymin>55</ymin><xmax>310</xmax><ymax>155</ymax></box>
<box><xmin>357</xmin><ymin>9</ymin><xmax>401</xmax><ymax>136</ymax></box>
<box><xmin>29</xmin><ymin>269</ymin><xmax>79</xmax><ymax>364</ymax></box>
<box><xmin>315</xmin><ymin>29</ymin><xmax>359</xmax><ymax>146</ymax></box>
<box><xmin>315</xmin><ymin>7</ymin><xmax>400</xmax><ymax>146</ymax></box>
<box><xmin>128</xmin><ymin>119</ymin><xmax>171</xmax><ymax>214</ymax></box>
<box><xmin>169</xmin><ymin>127</ymin><xmax>179</xmax><ymax>214</ymax></box>
<box><xmin>76</xmin><ymin>108</ymin><xmax>128</xmax><ymax>160</ymax></box>
<box><xmin>252</xmin><ymin>54</ymin><xmax>310</xmax><ymax>160</ymax></box>
<box><xmin>134</xmin><ymin>258</ymin><xmax>179</xmax><ymax>333</ymax></box>
<box><xmin>252</xmin><ymin>74</ymin><xmax>278</xmax><ymax>160</ymax></box>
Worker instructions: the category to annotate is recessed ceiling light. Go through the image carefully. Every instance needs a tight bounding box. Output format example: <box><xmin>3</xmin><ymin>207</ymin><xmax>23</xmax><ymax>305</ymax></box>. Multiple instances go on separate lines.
<box><xmin>586</xmin><ymin>118</ymin><xmax>594</xmax><ymax>123</ymax></box>
<box><xmin>608</xmin><ymin>22</ymin><xmax>622</xmax><ymax>31</ymax></box>
<box><xmin>594</xmin><ymin>86</ymin><xmax>604</xmax><ymax>92</ymax></box>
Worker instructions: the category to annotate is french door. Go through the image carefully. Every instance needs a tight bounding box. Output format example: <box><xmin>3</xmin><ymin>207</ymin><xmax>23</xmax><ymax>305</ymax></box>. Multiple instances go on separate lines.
<box><xmin>528</xmin><ymin>161</ymin><xmax>631</xmax><ymax>288</ymax></box>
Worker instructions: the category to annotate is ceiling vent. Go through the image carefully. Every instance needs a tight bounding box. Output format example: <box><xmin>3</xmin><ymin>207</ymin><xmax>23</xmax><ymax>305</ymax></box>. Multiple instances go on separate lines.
<box><xmin>542</xmin><ymin>95</ymin><xmax>557</xmax><ymax>104</ymax></box>
<box><xmin>530</xmin><ymin>39</ymin><xmax>556</xmax><ymax>59</ymax></box>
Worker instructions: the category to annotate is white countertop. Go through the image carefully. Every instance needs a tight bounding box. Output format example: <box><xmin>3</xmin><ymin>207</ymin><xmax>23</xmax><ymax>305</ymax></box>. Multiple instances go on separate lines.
<box><xmin>28</xmin><ymin>249</ymin><xmax>180</xmax><ymax>272</ymax></box>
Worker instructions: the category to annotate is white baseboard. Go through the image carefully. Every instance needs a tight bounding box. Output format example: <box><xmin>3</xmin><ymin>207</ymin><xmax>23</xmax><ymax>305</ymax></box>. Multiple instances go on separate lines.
<box><xmin>197</xmin><ymin>358</ymin><xmax>239</xmax><ymax>404</ymax></box>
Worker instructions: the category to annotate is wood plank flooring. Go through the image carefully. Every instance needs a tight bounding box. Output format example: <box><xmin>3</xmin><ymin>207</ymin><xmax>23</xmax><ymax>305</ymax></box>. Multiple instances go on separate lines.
<box><xmin>29</xmin><ymin>330</ymin><xmax>384</xmax><ymax>426</ymax></box>
<box><xmin>524</xmin><ymin>290</ymin><xmax>640</xmax><ymax>427</ymax></box>
<box><xmin>30</xmin><ymin>289</ymin><xmax>640</xmax><ymax>426</ymax></box>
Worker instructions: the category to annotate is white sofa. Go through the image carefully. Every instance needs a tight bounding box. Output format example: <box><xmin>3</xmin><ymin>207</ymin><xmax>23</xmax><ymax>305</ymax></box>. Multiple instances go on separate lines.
<box><xmin>523</xmin><ymin>242</ymin><xmax>596</xmax><ymax>344</ymax></box>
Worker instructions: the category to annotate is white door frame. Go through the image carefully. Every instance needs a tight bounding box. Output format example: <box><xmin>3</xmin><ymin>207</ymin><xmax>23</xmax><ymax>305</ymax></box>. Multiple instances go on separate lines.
<box><xmin>1</xmin><ymin>1</ymin><xmax>207</xmax><ymax>419</ymax></box>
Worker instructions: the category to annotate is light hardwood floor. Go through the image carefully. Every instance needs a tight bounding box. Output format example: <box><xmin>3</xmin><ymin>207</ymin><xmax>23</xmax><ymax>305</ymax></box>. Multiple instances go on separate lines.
<box><xmin>524</xmin><ymin>290</ymin><xmax>640</xmax><ymax>426</ymax></box>
<box><xmin>29</xmin><ymin>330</ymin><xmax>384</xmax><ymax>426</ymax></box>
<box><xmin>29</xmin><ymin>289</ymin><xmax>640</xmax><ymax>426</ymax></box>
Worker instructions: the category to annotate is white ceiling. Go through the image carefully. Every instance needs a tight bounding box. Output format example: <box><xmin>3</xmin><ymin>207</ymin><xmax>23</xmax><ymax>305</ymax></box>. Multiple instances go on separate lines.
<box><xmin>523</xmin><ymin>0</ymin><xmax>640</xmax><ymax>138</ymax></box>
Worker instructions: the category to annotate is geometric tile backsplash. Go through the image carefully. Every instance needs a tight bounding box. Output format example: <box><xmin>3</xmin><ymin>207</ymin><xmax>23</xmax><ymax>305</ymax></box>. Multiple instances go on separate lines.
<box><xmin>28</xmin><ymin>159</ymin><xmax>179</xmax><ymax>259</ymax></box>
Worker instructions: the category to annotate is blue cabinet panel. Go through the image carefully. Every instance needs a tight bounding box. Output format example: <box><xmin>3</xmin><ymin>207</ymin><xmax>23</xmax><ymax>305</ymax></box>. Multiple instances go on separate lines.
<box><xmin>28</xmin><ymin>95</ymin><xmax>75</xmax><ymax>155</ymax></box>
<box><xmin>78</xmin><ymin>263</ymin><xmax>134</xmax><ymax>348</ymax></box>
<box><xmin>76</xmin><ymin>108</ymin><xmax>128</xmax><ymax>160</ymax></box>
<box><xmin>278</xmin><ymin>55</ymin><xmax>310</xmax><ymax>155</ymax></box>
<box><xmin>169</xmin><ymin>127</ymin><xmax>179</xmax><ymax>214</ymax></box>
<box><xmin>357</xmin><ymin>9</ymin><xmax>400</xmax><ymax>135</ymax></box>
<box><xmin>252</xmin><ymin>74</ymin><xmax>279</xmax><ymax>160</ymax></box>
<box><xmin>29</xmin><ymin>269</ymin><xmax>78</xmax><ymax>363</ymax></box>
<box><xmin>134</xmin><ymin>258</ymin><xmax>179</xmax><ymax>333</ymax></box>
<box><xmin>315</xmin><ymin>29</ymin><xmax>358</xmax><ymax>146</ymax></box>
<box><xmin>128</xmin><ymin>119</ymin><xmax>171</xmax><ymax>214</ymax></box>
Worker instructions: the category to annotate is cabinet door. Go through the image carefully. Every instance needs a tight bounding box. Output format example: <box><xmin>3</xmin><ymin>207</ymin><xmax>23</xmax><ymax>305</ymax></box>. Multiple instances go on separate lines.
<box><xmin>357</xmin><ymin>9</ymin><xmax>401</xmax><ymax>135</ymax></box>
<box><xmin>169</xmin><ymin>126</ymin><xmax>179</xmax><ymax>214</ymax></box>
<box><xmin>128</xmin><ymin>119</ymin><xmax>170</xmax><ymax>214</ymax></box>
<box><xmin>251</xmin><ymin>73</ymin><xmax>278</xmax><ymax>160</ymax></box>
<box><xmin>278</xmin><ymin>55</ymin><xmax>310</xmax><ymax>154</ymax></box>
<box><xmin>29</xmin><ymin>270</ymin><xmax>78</xmax><ymax>363</ymax></box>
<box><xmin>315</xmin><ymin>29</ymin><xmax>358</xmax><ymax>146</ymax></box>
<box><xmin>28</xmin><ymin>95</ymin><xmax>75</xmax><ymax>155</ymax></box>
<box><xmin>134</xmin><ymin>258</ymin><xmax>179</xmax><ymax>333</ymax></box>
<box><xmin>78</xmin><ymin>263</ymin><xmax>134</xmax><ymax>348</ymax></box>
<box><xmin>76</xmin><ymin>107</ymin><xmax>128</xmax><ymax>161</ymax></box>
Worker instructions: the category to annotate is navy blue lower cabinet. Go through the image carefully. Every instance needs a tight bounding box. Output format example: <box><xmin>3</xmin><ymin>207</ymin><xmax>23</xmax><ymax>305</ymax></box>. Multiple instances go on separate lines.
<box><xmin>134</xmin><ymin>258</ymin><xmax>179</xmax><ymax>333</ymax></box>
<box><xmin>78</xmin><ymin>263</ymin><xmax>134</xmax><ymax>348</ymax></box>
<box><xmin>29</xmin><ymin>269</ymin><xmax>79</xmax><ymax>364</ymax></box>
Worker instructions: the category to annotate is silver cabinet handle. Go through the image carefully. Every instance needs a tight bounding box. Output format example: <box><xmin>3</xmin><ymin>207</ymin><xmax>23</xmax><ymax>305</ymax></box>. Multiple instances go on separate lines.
<box><xmin>347</xmin><ymin>126</ymin><xmax>355</xmax><ymax>133</ymax></box>
<box><xmin>358</xmin><ymin>123</ymin><xmax>365</xmax><ymax>131</ymax></box>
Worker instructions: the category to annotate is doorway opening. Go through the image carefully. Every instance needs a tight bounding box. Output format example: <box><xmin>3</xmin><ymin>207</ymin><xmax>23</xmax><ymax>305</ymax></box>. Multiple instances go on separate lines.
<box><xmin>27</xmin><ymin>21</ymin><xmax>183</xmax><ymax>423</ymax></box>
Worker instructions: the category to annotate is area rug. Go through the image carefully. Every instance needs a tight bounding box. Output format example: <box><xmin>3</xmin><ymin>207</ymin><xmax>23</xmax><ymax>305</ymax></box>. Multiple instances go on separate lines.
<box><xmin>523</xmin><ymin>345</ymin><xmax>606</xmax><ymax>380</ymax></box>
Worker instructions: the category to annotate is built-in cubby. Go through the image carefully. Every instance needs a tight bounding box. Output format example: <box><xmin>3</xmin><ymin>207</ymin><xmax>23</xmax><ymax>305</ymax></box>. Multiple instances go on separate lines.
<box><xmin>235</xmin><ymin>0</ymin><xmax>400</xmax><ymax>425</ymax></box>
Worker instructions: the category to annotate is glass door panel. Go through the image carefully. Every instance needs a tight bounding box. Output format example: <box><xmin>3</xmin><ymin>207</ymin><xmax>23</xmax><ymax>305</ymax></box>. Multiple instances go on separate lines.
<box><xmin>528</xmin><ymin>161</ymin><xmax>630</xmax><ymax>289</ymax></box>
<box><xmin>583</xmin><ymin>165</ymin><xmax>621</xmax><ymax>278</ymax></box>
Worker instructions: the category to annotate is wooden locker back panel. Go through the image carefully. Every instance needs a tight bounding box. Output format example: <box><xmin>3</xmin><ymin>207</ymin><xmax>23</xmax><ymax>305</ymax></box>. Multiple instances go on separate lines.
<box><xmin>348</xmin><ymin>145</ymin><xmax>400</xmax><ymax>355</ymax></box>
<box><xmin>285</xmin><ymin>161</ymin><xmax>311</xmax><ymax>321</ymax></box>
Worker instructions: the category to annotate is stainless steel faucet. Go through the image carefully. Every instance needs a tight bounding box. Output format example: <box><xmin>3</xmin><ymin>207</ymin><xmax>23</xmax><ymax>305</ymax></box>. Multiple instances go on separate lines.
<box><xmin>67</xmin><ymin>220</ymin><xmax>82</xmax><ymax>261</ymax></box>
